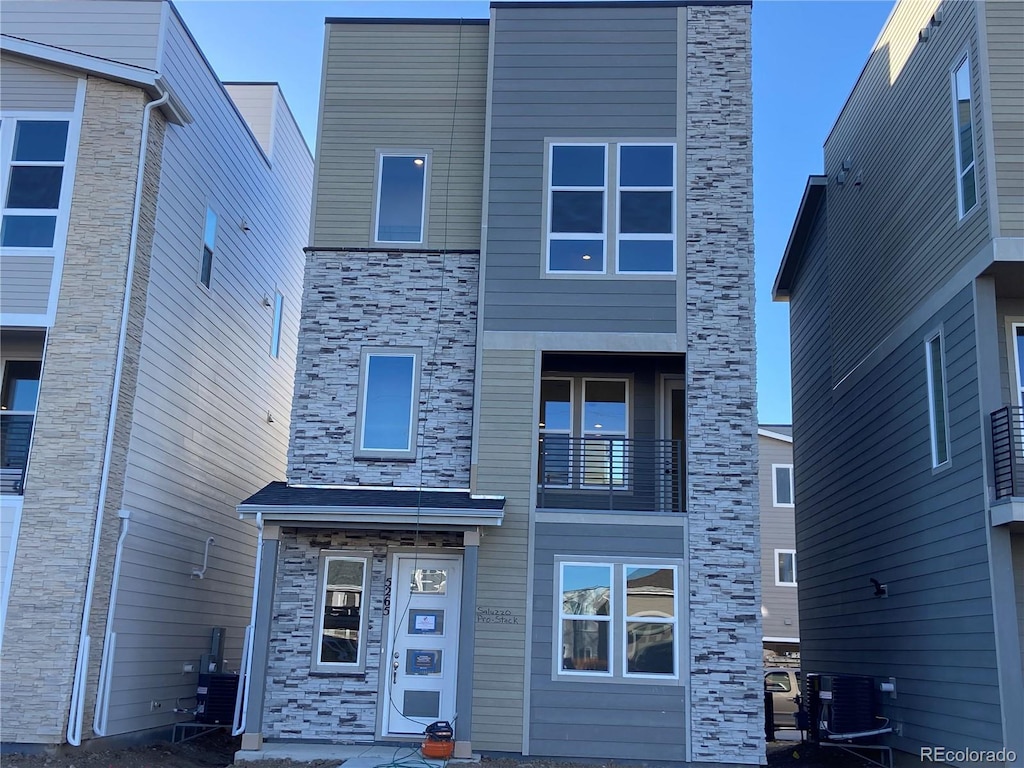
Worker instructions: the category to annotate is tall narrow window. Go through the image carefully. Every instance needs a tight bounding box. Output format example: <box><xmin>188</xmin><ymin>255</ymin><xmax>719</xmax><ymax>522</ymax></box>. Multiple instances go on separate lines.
<box><xmin>926</xmin><ymin>332</ymin><xmax>950</xmax><ymax>467</ymax></box>
<box><xmin>775</xmin><ymin>550</ymin><xmax>797</xmax><ymax>586</ymax></box>
<box><xmin>623</xmin><ymin>565</ymin><xmax>676</xmax><ymax>676</ymax></box>
<box><xmin>952</xmin><ymin>55</ymin><xmax>977</xmax><ymax>218</ymax></box>
<box><xmin>539</xmin><ymin>378</ymin><xmax>572</xmax><ymax>487</ymax></box>
<box><xmin>617</xmin><ymin>144</ymin><xmax>675</xmax><ymax>273</ymax></box>
<box><xmin>356</xmin><ymin>348</ymin><xmax>420</xmax><ymax>459</ymax></box>
<box><xmin>581</xmin><ymin>379</ymin><xmax>628</xmax><ymax>487</ymax></box>
<box><xmin>1014</xmin><ymin>325</ymin><xmax>1024</xmax><ymax>409</ymax></box>
<box><xmin>270</xmin><ymin>291</ymin><xmax>284</xmax><ymax>358</ymax></box>
<box><xmin>200</xmin><ymin>207</ymin><xmax>217</xmax><ymax>288</ymax></box>
<box><xmin>547</xmin><ymin>144</ymin><xmax>607</xmax><ymax>273</ymax></box>
<box><xmin>1</xmin><ymin>120</ymin><xmax>70</xmax><ymax>248</ymax></box>
<box><xmin>375</xmin><ymin>154</ymin><xmax>427</xmax><ymax>243</ymax></box>
<box><xmin>559</xmin><ymin>563</ymin><xmax>612</xmax><ymax>674</ymax></box>
<box><xmin>312</xmin><ymin>553</ymin><xmax>370</xmax><ymax>673</ymax></box>
<box><xmin>772</xmin><ymin>464</ymin><xmax>794</xmax><ymax>507</ymax></box>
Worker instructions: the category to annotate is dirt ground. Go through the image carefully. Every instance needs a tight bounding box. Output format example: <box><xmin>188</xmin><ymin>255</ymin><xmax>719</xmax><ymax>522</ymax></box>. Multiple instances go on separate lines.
<box><xmin>0</xmin><ymin>732</ymin><xmax>875</xmax><ymax>768</ymax></box>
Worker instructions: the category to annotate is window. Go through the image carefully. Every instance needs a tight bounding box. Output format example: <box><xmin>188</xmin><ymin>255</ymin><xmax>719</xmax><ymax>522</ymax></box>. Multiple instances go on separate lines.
<box><xmin>312</xmin><ymin>552</ymin><xmax>370</xmax><ymax>673</ymax></box>
<box><xmin>200</xmin><ymin>207</ymin><xmax>217</xmax><ymax>288</ymax></box>
<box><xmin>546</xmin><ymin>142</ymin><xmax>675</xmax><ymax>275</ymax></box>
<box><xmin>374</xmin><ymin>153</ymin><xmax>428</xmax><ymax>244</ymax></box>
<box><xmin>558</xmin><ymin>560</ymin><xmax>679</xmax><ymax>681</ymax></box>
<box><xmin>355</xmin><ymin>347</ymin><xmax>421</xmax><ymax>460</ymax></box>
<box><xmin>772</xmin><ymin>464</ymin><xmax>794</xmax><ymax>507</ymax></box>
<box><xmin>775</xmin><ymin>550</ymin><xmax>797</xmax><ymax>587</ymax></box>
<box><xmin>1013</xmin><ymin>324</ymin><xmax>1024</xmax><ymax>410</ymax></box>
<box><xmin>1</xmin><ymin>120</ymin><xmax>71</xmax><ymax>248</ymax></box>
<box><xmin>1</xmin><ymin>360</ymin><xmax>41</xmax><ymax>412</ymax></box>
<box><xmin>951</xmin><ymin>55</ymin><xmax>977</xmax><ymax>218</ymax></box>
<box><xmin>270</xmin><ymin>291</ymin><xmax>284</xmax><ymax>358</ymax></box>
<box><xmin>925</xmin><ymin>331</ymin><xmax>950</xmax><ymax>467</ymax></box>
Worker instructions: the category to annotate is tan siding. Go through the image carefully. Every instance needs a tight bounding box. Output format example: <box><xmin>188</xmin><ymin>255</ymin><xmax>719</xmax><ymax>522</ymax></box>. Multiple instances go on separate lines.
<box><xmin>758</xmin><ymin>434</ymin><xmax>799</xmax><ymax>640</ymax></box>
<box><xmin>0</xmin><ymin>256</ymin><xmax>54</xmax><ymax>315</ymax></box>
<box><xmin>825</xmin><ymin>0</ymin><xmax>992</xmax><ymax>382</ymax></box>
<box><xmin>472</xmin><ymin>348</ymin><xmax>534</xmax><ymax>752</ymax></box>
<box><xmin>0</xmin><ymin>1</ymin><xmax>162</xmax><ymax>71</ymax></box>
<box><xmin>0</xmin><ymin>54</ymin><xmax>79</xmax><ymax>112</ymax></box>
<box><xmin>313</xmin><ymin>23</ymin><xmax>487</xmax><ymax>251</ymax></box>
<box><xmin>985</xmin><ymin>1</ymin><xmax>1024</xmax><ymax>237</ymax></box>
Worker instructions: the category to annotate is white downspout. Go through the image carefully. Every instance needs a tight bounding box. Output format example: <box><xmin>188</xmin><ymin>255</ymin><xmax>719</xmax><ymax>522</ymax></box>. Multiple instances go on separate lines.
<box><xmin>92</xmin><ymin>510</ymin><xmax>131</xmax><ymax>736</ymax></box>
<box><xmin>67</xmin><ymin>90</ymin><xmax>169</xmax><ymax>747</ymax></box>
<box><xmin>233</xmin><ymin>513</ymin><xmax>264</xmax><ymax>736</ymax></box>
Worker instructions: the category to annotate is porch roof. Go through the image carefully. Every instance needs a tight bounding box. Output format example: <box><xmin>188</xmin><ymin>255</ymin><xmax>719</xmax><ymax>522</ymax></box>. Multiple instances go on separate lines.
<box><xmin>237</xmin><ymin>481</ymin><xmax>505</xmax><ymax>529</ymax></box>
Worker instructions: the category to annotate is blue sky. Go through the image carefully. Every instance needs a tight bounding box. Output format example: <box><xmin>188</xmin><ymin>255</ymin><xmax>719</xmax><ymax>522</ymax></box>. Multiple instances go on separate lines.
<box><xmin>176</xmin><ymin>0</ymin><xmax>896</xmax><ymax>425</ymax></box>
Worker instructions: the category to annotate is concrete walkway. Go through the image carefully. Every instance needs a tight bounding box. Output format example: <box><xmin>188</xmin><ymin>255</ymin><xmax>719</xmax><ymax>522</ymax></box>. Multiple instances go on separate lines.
<box><xmin>236</xmin><ymin>742</ymin><xmax>479</xmax><ymax>767</ymax></box>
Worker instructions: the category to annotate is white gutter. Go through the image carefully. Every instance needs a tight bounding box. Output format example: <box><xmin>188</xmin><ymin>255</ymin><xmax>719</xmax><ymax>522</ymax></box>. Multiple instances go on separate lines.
<box><xmin>92</xmin><ymin>510</ymin><xmax>131</xmax><ymax>736</ymax></box>
<box><xmin>233</xmin><ymin>513</ymin><xmax>264</xmax><ymax>736</ymax></box>
<box><xmin>67</xmin><ymin>89</ymin><xmax>169</xmax><ymax>747</ymax></box>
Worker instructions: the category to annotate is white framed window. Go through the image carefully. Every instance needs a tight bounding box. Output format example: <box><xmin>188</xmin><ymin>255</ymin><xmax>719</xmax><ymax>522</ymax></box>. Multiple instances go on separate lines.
<box><xmin>374</xmin><ymin>152</ymin><xmax>428</xmax><ymax>244</ymax></box>
<box><xmin>772</xmin><ymin>464</ymin><xmax>794</xmax><ymax>507</ymax></box>
<box><xmin>539</xmin><ymin>377</ymin><xmax>573</xmax><ymax>487</ymax></box>
<box><xmin>546</xmin><ymin>141</ymin><xmax>675</xmax><ymax>276</ymax></box>
<box><xmin>1012</xmin><ymin>323</ymin><xmax>1024</xmax><ymax>410</ymax></box>
<box><xmin>581</xmin><ymin>378</ymin><xmax>628</xmax><ymax>488</ymax></box>
<box><xmin>925</xmin><ymin>330</ymin><xmax>950</xmax><ymax>467</ymax></box>
<box><xmin>200</xmin><ymin>207</ymin><xmax>217</xmax><ymax>288</ymax></box>
<box><xmin>557</xmin><ymin>559</ymin><xmax>680</xmax><ymax>682</ymax></box>
<box><xmin>270</xmin><ymin>291</ymin><xmax>284</xmax><ymax>358</ymax></box>
<box><xmin>775</xmin><ymin>550</ymin><xmax>797</xmax><ymax>587</ymax></box>
<box><xmin>311</xmin><ymin>551</ymin><xmax>371</xmax><ymax>674</ymax></box>
<box><xmin>616</xmin><ymin>143</ymin><xmax>675</xmax><ymax>273</ymax></box>
<box><xmin>355</xmin><ymin>347</ymin><xmax>421</xmax><ymax>460</ymax></box>
<box><xmin>0</xmin><ymin>118</ymin><xmax>74</xmax><ymax>250</ymax></box>
<box><xmin>951</xmin><ymin>53</ymin><xmax>978</xmax><ymax>218</ymax></box>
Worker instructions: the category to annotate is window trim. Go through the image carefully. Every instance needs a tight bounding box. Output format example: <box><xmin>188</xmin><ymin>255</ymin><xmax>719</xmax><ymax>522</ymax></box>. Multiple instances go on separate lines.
<box><xmin>615</xmin><ymin>142</ymin><xmax>676</xmax><ymax>275</ymax></box>
<box><xmin>553</xmin><ymin>556</ymin><xmax>683</xmax><ymax>685</ymax></box>
<box><xmin>775</xmin><ymin>549</ymin><xmax>797</xmax><ymax>587</ymax></box>
<box><xmin>270</xmin><ymin>291</ymin><xmax>284</xmax><ymax>358</ymax></box>
<box><xmin>1011</xmin><ymin>322</ymin><xmax>1024</xmax><ymax>410</ymax></box>
<box><xmin>199</xmin><ymin>206</ymin><xmax>217</xmax><ymax>289</ymax></box>
<box><xmin>372</xmin><ymin>150</ymin><xmax>430</xmax><ymax>246</ymax></box>
<box><xmin>771</xmin><ymin>464</ymin><xmax>794</xmax><ymax>508</ymax></box>
<box><xmin>354</xmin><ymin>346</ymin><xmax>422</xmax><ymax>461</ymax></box>
<box><xmin>950</xmin><ymin>51</ymin><xmax>978</xmax><ymax>220</ymax></box>
<box><xmin>557</xmin><ymin>561</ymin><xmax>614</xmax><ymax>679</ymax></box>
<box><xmin>545</xmin><ymin>142</ymin><xmax>609</xmax><ymax>275</ymax></box>
<box><xmin>311</xmin><ymin>550</ymin><xmax>372</xmax><ymax>674</ymax></box>
<box><xmin>925</xmin><ymin>329</ymin><xmax>951</xmax><ymax>468</ymax></box>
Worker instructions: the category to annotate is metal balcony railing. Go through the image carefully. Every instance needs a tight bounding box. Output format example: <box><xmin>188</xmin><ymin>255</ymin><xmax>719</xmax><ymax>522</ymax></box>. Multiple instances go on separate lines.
<box><xmin>537</xmin><ymin>435</ymin><xmax>684</xmax><ymax>513</ymax></box>
<box><xmin>991</xmin><ymin>406</ymin><xmax>1024</xmax><ymax>500</ymax></box>
<box><xmin>0</xmin><ymin>413</ymin><xmax>32</xmax><ymax>495</ymax></box>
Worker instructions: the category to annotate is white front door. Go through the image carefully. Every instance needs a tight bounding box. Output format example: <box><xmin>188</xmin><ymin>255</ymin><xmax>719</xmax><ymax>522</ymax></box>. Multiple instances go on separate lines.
<box><xmin>382</xmin><ymin>553</ymin><xmax>462</xmax><ymax>736</ymax></box>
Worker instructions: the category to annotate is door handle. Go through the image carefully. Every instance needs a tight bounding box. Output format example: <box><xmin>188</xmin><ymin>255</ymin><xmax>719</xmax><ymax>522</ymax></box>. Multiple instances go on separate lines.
<box><xmin>392</xmin><ymin>660</ymin><xmax>400</xmax><ymax>685</ymax></box>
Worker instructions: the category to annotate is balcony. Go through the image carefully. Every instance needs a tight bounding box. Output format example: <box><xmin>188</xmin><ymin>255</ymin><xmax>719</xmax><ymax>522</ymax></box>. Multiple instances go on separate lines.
<box><xmin>0</xmin><ymin>413</ymin><xmax>32</xmax><ymax>494</ymax></box>
<box><xmin>991</xmin><ymin>406</ymin><xmax>1024</xmax><ymax>500</ymax></box>
<box><xmin>537</xmin><ymin>436</ymin><xmax>684</xmax><ymax>513</ymax></box>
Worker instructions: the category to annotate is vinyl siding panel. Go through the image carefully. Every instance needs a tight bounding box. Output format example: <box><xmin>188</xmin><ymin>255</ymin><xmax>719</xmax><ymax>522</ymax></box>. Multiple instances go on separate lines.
<box><xmin>758</xmin><ymin>435</ymin><xmax>798</xmax><ymax>640</ymax></box>
<box><xmin>472</xmin><ymin>348</ymin><xmax>534</xmax><ymax>752</ymax></box>
<box><xmin>985</xmin><ymin>1</ymin><xmax>1024</xmax><ymax>237</ymax></box>
<box><xmin>483</xmin><ymin>5</ymin><xmax>678</xmax><ymax>335</ymax></box>
<box><xmin>0</xmin><ymin>256</ymin><xmax>53</xmax><ymax>316</ymax></box>
<box><xmin>313</xmin><ymin>23</ymin><xmax>487</xmax><ymax>250</ymax></box>
<box><xmin>0</xmin><ymin>1</ymin><xmax>163</xmax><ymax>72</ymax></box>
<box><xmin>223</xmin><ymin>83</ymin><xmax>276</xmax><ymax>158</ymax></box>
<box><xmin>530</xmin><ymin>522</ymin><xmax>686</xmax><ymax>760</ymax></box>
<box><xmin>1013</xmin><ymin>533</ymin><xmax>1024</xmax><ymax>685</ymax></box>
<box><xmin>103</xmin><ymin>12</ymin><xmax>312</xmax><ymax>736</ymax></box>
<box><xmin>0</xmin><ymin>54</ymin><xmax>79</xmax><ymax>112</ymax></box>
<box><xmin>790</xmin><ymin>180</ymin><xmax>1003</xmax><ymax>762</ymax></box>
<box><xmin>825</xmin><ymin>0</ymin><xmax>991</xmax><ymax>382</ymax></box>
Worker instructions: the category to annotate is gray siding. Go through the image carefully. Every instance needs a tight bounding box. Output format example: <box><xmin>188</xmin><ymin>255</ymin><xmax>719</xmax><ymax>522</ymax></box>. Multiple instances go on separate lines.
<box><xmin>312</xmin><ymin>22</ymin><xmax>487</xmax><ymax>251</ymax></box>
<box><xmin>103</xmin><ymin>11</ymin><xmax>312</xmax><ymax>737</ymax></box>
<box><xmin>0</xmin><ymin>256</ymin><xmax>54</xmax><ymax>316</ymax></box>
<box><xmin>1013</xmin><ymin>533</ymin><xmax>1024</xmax><ymax>686</ymax></box>
<box><xmin>0</xmin><ymin>1</ymin><xmax>162</xmax><ymax>71</ymax></box>
<box><xmin>758</xmin><ymin>434</ymin><xmax>798</xmax><ymax>640</ymax></box>
<box><xmin>0</xmin><ymin>53</ymin><xmax>79</xmax><ymax>112</ymax></box>
<box><xmin>472</xmin><ymin>348</ymin><xmax>534</xmax><ymax>753</ymax></box>
<box><xmin>529</xmin><ymin>522</ymin><xmax>686</xmax><ymax>761</ymax></box>
<box><xmin>483</xmin><ymin>5</ymin><xmax>678</xmax><ymax>334</ymax></box>
<box><xmin>985</xmin><ymin>1</ymin><xmax>1024</xmax><ymax>238</ymax></box>
<box><xmin>824</xmin><ymin>0</ymin><xmax>991</xmax><ymax>382</ymax></box>
<box><xmin>790</xmin><ymin>184</ymin><xmax>1003</xmax><ymax>759</ymax></box>
<box><xmin>224</xmin><ymin>83</ymin><xmax>276</xmax><ymax>158</ymax></box>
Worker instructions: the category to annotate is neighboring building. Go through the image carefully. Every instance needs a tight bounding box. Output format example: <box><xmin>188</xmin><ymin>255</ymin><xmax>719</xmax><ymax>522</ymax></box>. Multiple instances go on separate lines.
<box><xmin>237</xmin><ymin>0</ymin><xmax>759</xmax><ymax>764</ymax></box>
<box><xmin>774</xmin><ymin>0</ymin><xmax>1023</xmax><ymax>764</ymax></box>
<box><xmin>0</xmin><ymin>1</ymin><xmax>312</xmax><ymax>749</ymax></box>
<box><xmin>758</xmin><ymin>425</ymin><xmax>799</xmax><ymax>659</ymax></box>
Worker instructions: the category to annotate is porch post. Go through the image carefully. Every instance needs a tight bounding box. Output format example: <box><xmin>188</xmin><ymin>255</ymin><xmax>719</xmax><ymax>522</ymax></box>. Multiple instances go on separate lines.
<box><xmin>455</xmin><ymin>528</ymin><xmax>480</xmax><ymax>757</ymax></box>
<box><xmin>240</xmin><ymin>528</ymin><xmax>279</xmax><ymax>750</ymax></box>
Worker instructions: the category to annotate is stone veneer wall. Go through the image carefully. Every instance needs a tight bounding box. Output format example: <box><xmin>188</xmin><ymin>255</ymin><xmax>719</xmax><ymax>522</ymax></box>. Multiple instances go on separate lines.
<box><xmin>684</xmin><ymin>5</ymin><xmax>762</xmax><ymax>764</ymax></box>
<box><xmin>263</xmin><ymin>529</ymin><xmax>463</xmax><ymax>741</ymax></box>
<box><xmin>0</xmin><ymin>78</ymin><xmax>149</xmax><ymax>743</ymax></box>
<box><xmin>288</xmin><ymin>250</ymin><xmax>478</xmax><ymax>488</ymax></box>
